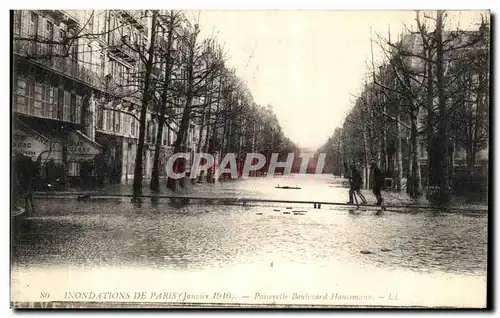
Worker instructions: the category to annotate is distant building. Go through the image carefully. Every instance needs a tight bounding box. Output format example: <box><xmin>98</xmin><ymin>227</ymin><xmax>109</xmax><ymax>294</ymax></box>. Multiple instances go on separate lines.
<box><xmin>399</xmin><ymin>30</ymin><xmax>490</xmax><ymax>183</ymax></box>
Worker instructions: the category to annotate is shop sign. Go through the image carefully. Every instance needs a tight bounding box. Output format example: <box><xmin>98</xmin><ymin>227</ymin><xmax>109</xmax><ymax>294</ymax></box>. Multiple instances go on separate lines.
<box><xmin>66</xmin><ymin>131</ymin><xmax>102</xmax><ymax>161</ymax></box>
<box><xmin>13</xmin><ymin>126</ymin><xmax>50</xmax><ymax>160</ymax></box>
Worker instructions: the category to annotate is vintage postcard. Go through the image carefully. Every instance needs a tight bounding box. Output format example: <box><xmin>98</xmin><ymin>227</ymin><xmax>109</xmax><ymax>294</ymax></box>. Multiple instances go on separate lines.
<box><xmin>11</xmin><ymin>9</ymin><xmax>490</xmax><ymax>309</ymax></box>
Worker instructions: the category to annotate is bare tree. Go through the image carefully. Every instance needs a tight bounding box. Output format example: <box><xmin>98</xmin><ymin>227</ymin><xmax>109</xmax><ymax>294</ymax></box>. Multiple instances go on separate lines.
<box><xmin>150</xmin><ymin>10</ymin><xmax>184</xmax><ymax>192</ymax></box>
<box><xmin>131</xmin><ymin>10</ymin><xmax>158</xmax><ymax>196</ymax></box>
<box><xmin>166</xmin><ymin>21</ymin><xmax>226</xmax><ymax>190</ymax></box>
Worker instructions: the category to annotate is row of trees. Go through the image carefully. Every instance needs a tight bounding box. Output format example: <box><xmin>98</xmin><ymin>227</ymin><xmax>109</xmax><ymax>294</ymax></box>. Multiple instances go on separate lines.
<box><xmin>13</xmin><ymin>10</ymin><xmax>297</xmax><ymax>195</ymax></box>
<box><xmin>320</xmin><ymin>11</ymin><xmax>490</xmax><ymax>202</ymax></box>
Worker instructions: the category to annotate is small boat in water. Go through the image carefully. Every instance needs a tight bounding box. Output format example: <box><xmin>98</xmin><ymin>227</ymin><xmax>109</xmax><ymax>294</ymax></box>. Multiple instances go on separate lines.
<box><xmin>275</xmin><ymin>185</ymin><xmax>301</xmax><ymax>190</ymax></box>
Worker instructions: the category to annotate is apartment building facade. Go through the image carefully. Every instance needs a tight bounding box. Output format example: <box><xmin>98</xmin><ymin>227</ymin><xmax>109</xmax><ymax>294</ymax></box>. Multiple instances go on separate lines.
<box><xmin>12</xmin><ymin>10</ymin><xmax>197</xmax><ymax>186</ymax></box>
<box><xmin>398</xmin><ymin>31</ymin><xmax>489</xmax><ymax>181</ymax></box>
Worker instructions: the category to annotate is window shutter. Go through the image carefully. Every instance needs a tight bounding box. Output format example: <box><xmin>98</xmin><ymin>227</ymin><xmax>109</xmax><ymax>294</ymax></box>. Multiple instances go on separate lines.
<box><xmin>18</xmin><ymin>11</ymin><xmax>26</xmax><ymax>37</ymax></box>
<box><xmin>39</xmin><ymin>16</ymin><xmax>45</xmax><ymax>38</ymax></box>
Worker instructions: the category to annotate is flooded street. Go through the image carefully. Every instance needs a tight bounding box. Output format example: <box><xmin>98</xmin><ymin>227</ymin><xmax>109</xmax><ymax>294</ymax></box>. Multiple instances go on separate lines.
<box><xmin>11</xmin><ymin>175</ymin><xmax>488</xmax><ymax>307</ymax></box>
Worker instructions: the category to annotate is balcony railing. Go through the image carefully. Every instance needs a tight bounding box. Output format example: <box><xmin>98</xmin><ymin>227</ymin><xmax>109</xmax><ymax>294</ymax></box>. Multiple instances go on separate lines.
<box><xmin>118</xmin><ymin>10</ymin><xmax>147</xmax><ymax>31</ymax></box>
<box><xmin>108</xmin><ymin>32</ymin><xmax>138</xmax><ymax>63</ymax></box>
<box><xmin>105</xmin><ymin>77</ymin><xmax>142</xmax><ymax>101</ymax></box>
<box><xmin>14</xmin><ymin>38</ymin><xmax>109</xmax><ymax>90</ymax></box>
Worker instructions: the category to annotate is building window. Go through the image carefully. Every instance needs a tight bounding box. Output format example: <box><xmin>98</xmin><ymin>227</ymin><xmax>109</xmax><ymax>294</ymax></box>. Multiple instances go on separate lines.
<box><xmin>123</xmin><ymin>115</ymin><xmax>130</xmax><ymax>135</ymax></box>
<box><xmin>67</xmin><ymin>162</ymin><xmax>80</xmax><ymax>177</ymax></box>
<box><xmin>33</xmin><ymin>82</ymin><xmax>43</xmax><ymax>116</ymax></box>
<box><xmin>132</xmin><ymin>31</ymin><xmax>138</xmax><ymax>45</ymax></box>
<box><xmin>131</xmin><ymin>117</ymin><xmax>136</xmax><ymax>136</ymax></box>
<box><xmin>125</xmin><ymin>67</ymin><xmax>131</xmax><ymax>86</ymax></box>
<box><xmin>29</xmin><ymin>12</ymin><xmax>38</xmax><ymax>36</ymax></box>
<box><xmin>114</xmin><ymin>112</ymin><xmax>121</xmax><ymax>133</ymax></box>
<box><xmin>147</xmin><ymin>121</ymin><xmax>152</xmax><ymax>143</ymax></box>
<box><xmin>151</xmin><ymin>122</ymin><xmax>156</xmax><ymax>144</ymax></box>
<box><xmin>419</xmin><ymin>142</ymin><xmax>425</xmax><ymax>159</ymax></box>
<box><xmin>106</xmin><ymin>109</ymin><xmax>112</xmax><ymax>131</ymax></box>
<box><xmin>100</xmin><ymin>12</ymin><xmax>107</xmax><ymax>42</ymax></box>
<box><xmin>15</xmin><ymin>77</ymin><xmax>28</xmax><ymax>113</ymax></box>
<box><xmin>100</xmin><ymin>53</ymin><xmax>106</xmax><ymax>76</ymax></box>
<box><xmin>93</xmin><ymin>11</ymin><xmax>99</xmax><ymax>34</ymax></box>
<box><xmin>56</xmin><ymin>29</ymin><xmax>66</xmax><ymax>56</ymax></box>
<box><xmin>115</xmin><ymin>62</ymin><xmax>122</xmax><ymax>86</ymax></box>
<box><xmin>63</xmin><ymin>91</ymin><xmax>71</xmax><ymax>121</ymax></box>
<box><xmin>85</xmin><ymin>10</ymin><xmax>94</xmax><ymax>32</ymax></box>
<box><xmin>46</xmin><ymin>21</ymin><xmax>53</xmax><ymax>39</ymax></box>
<box><xmin>97</xmin><ymin>105</ymin><xmax>103</xmax><ymax>129</ymax></box>
<box><xmin>56</xmin><ymin>87</ymin><xmax>64</xmax><ymax>120</ymax></box>
<box><xmin>68</xmin><ymin>30</ymin><xmax>78</xmax><ymax>63</ymax></box>
<box><xmin>52</xmin><ymin>87</ymin><xmax>58</xmax><ymax>119</ymax></box>
<box><xmin>41</xmin><ymin>84</ymin><xmax>54</xmax><ymax>118</ymax></box>
<box><xmin>109</xmin><ymin>59</ymin><xmax>114</xmax><ymax>77</ymax></box>
<box><xmin>80</xmin><ymin>42</ymin><xmax>87</xmax><ymax>70</ymax></box>
<box><xmin>104</xmin><ymin>109</ymin><xmax>109</xmax><ymax>131</ymax></box>
<box><xmin>13</xmin><ymin>10</ymin><xmax>22</xmax><ymax>36</ymax></box>
<box><xmin>87</xmin><ymin>44</ymin><xmax>93</xmax><ymax>72</ymax></box>
<box><xmin>70</xmin><ymin>93</ymin><xmax>76</xmax><ymax>122</ymax></box>
<box><xmin>76</xmin><ymin>95</ymin><xmax>82</xmax><ymax>124</ymax></box>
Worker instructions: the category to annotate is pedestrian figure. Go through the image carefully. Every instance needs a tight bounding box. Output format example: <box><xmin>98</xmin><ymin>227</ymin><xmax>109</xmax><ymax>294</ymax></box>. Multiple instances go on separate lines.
<box><xmin>370</xmin><ymin>160</ymin><xmax>384</xmax><ymax>206</ymax></box>
<box><xmin>347</xmin><ymin>164</ymin><xmax>367</xmax><ymax>205</ymax></box>
<box><xmin>45</xmin><ymin>158</ymin><xmax>57</xmax><ymax>189</ymax></box>
<box><xmin>13</xmin><ymin>150</ymin><xmax>39</xmax><ymax>216</ymax></box>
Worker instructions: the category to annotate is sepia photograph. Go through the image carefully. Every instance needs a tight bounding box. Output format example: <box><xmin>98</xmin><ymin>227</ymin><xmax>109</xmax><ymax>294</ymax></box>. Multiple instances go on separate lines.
<box><xmin>9</xmin><ymin>8</ymin><xmax>490</xmax><ymax>309</ymax></box>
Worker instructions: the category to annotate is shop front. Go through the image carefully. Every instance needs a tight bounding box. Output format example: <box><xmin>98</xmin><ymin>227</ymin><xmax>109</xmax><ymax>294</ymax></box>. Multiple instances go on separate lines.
<box><xmin>95</xmin><ymin>132</ymin><xmax>124</xmax><ymax>184</ymax></box>
<box><xmin>65</xmin><ymin>130</ymin><xmax>104</xmax><ymax>188</ymax></box>
<box><xmin>13</xmin><ymin>117</ymin><xmax>104</xmax><ymax>189</ymax></box>
<box><xmin>13</xmin><ymin>118</ymin><xmax>63</xmax><ymax>164</ymax></box>
<box><xmin>13</xmin><ymin>118</ymin><xmax>65</xmax><ymax>189</ymax></box>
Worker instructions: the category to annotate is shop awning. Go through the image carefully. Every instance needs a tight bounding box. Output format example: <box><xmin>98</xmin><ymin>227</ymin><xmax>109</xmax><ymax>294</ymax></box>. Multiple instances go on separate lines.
<box><xmin>66</xmin><ymin>130</ymin><xmax>103</xmax><ymax>162</ymax></box>
<box><xmin>13</xmin><ymin>118</ymin><xmax>62</xmax><ymax>162</ymax></box>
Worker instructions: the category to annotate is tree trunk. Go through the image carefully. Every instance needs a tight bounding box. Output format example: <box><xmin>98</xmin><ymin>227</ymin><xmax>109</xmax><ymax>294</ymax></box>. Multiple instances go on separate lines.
<box><xmin>472</xmin><ymin>67</ymin><xmax>486</xmax><ymax>169</ymax></box>
<box><xmin>362</xmin><ymin>123</ymin><xmax>370</xmax><ymax>190</ymax></box>
<box><xmin>209</xmin><ymin>92</ymin><xmax>221</xmax><ymax>183</ymax></box>
<box><xmin>133</xmin><ymin>10</ymin><xmax>158</xmax><ymax>196</ymax></box>
<box><xmin>408</xmin><ymin>101</ymin><xmax>422</xmax><ymax>197</ymax></box>
<box><xmin>168</xmin><ymin>94</ymin><xmax>193</xmax><ymax>190</ymax></box>
<box><xmin>168</xmin><ymin>25</ymin><xmax>199</xmax><ymax>191</ymax></box>
<box><xmin>425</xmin><ymin>46</ymin><xmax>435</xmax><ymax>194</ymax></box>
<box><xmin>203</xmin><ymin>92</ymin><xmax>213</xmax><ymax>153</ymax></box>
<box><xmin>151</xmin><ymin>12</ymin><xmax>175</xmax><ymax>192</ymax></box>
<box><xmin>194</xmin><ymin>94</ymin><xmax>208</xmax><ymax>183</ymax></box>
<box><xmin>395</xmin><ymin>99</ymin><xmax>403</xmax><ymax>191</ymax></box>
<box><xmin>226</xmin><ymin>117</ymin><xmax>232</xmax><ymax>154</ymax></box>
<box><xmin>436</xmin><ymin>10</ymin><xmax>450</xmax><ymax>201</ymax></box>
<box><xmin>381</xmin><ymin>95</ymin><xmax>388</xmax><ymax>173</ymax></box>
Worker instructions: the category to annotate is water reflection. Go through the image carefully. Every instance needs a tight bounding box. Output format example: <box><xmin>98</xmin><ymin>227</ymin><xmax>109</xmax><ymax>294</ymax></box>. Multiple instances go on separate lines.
<box><xmin>12</xmin><ymin>176</ymin><xmax>487</xmax><ymax>277</ymax></box>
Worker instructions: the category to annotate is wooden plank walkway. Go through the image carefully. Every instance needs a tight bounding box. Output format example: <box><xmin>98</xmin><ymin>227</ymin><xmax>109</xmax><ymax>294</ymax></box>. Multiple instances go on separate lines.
<box><xmin>33</xmin><ymin>192</ymin><xmax>488</xmax><ymax>213</ymax></box>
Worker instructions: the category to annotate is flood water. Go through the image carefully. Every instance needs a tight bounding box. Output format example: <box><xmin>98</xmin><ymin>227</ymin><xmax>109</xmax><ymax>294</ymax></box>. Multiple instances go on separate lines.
<box><xmin>11</xmin><ymin>175</ymin><xmax>488</xmax><ymax>307</ymax></box>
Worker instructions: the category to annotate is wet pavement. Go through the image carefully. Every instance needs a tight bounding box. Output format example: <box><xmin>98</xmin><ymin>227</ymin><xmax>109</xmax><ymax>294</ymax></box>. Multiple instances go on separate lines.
<box><xmin>11</xmin><ymin>175</ymin><xmax>488</xmax><ymax>307</ymax></box>
<box><xmin>13</xmin><ymin>175</ymin><xmax>487</xmax><ymax>274</ymax></box>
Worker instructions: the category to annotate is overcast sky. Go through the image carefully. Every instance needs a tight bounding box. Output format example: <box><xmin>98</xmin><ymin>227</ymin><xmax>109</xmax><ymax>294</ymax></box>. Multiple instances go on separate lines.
<box><xmin>197</xmin><ymin>10</ymin><xmax>488</xmax><ymax>150</ymax></box>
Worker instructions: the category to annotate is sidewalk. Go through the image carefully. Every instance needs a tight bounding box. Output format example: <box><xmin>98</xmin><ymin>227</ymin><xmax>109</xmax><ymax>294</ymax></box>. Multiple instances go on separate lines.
<box><xmin>36</xmin><ymin>176</ymin><xmax>196</xmax><ymax>193</ymax></box>
<box><xmin>330</xmin><ymin>177</ymin><xmax>488</xmax><ymax>210</ymax></box>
